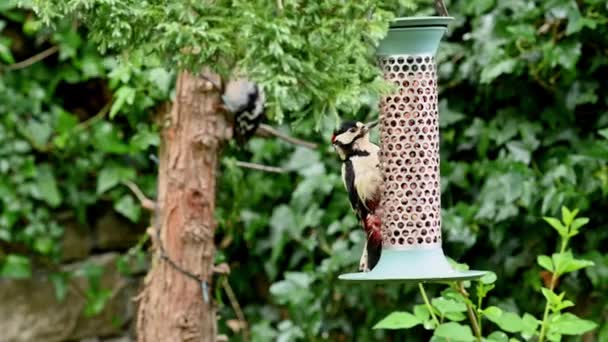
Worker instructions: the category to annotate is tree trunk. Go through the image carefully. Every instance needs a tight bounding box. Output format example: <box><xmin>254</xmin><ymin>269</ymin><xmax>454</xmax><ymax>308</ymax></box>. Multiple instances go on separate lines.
<box><xmin>136</xmin><ymin>72</ymin><xmax>229</xmax><ymax>342</ymax></box>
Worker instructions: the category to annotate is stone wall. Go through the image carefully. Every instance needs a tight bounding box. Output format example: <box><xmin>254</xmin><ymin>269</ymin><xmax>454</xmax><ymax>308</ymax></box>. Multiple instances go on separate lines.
<box><xmin>0</xmin><ymin>211</ymin><xmax>147</xmax><ymax>342</ymax></box>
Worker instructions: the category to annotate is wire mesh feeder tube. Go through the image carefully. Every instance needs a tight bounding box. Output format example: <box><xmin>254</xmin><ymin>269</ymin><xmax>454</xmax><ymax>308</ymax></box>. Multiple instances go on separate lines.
<box><xmin>339</xmin><ymin>17</ymin><xmax>486</xmax><ymax>282</ymax></box>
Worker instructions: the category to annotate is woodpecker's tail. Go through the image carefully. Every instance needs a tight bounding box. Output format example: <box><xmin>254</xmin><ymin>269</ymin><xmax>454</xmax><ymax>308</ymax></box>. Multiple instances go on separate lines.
<box><xmin>364</xmin><ymin>213</ymin><xmax>382</xmax><ymax>270</ymax></box>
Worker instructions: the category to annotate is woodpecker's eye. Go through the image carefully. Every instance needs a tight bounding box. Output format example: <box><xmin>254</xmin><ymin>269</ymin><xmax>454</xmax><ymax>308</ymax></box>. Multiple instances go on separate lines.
<box><xmin>349</xmin><ymin>127</ymin><xmax>357</xmax><ymax>133</ymax></box>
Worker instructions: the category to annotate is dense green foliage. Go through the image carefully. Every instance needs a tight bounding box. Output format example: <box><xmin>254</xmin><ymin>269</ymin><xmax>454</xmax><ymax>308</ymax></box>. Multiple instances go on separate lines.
<box><xmin>2</xmin><ymin>0</ymin><xmax>607</xmax><ymax>341</ymax></box>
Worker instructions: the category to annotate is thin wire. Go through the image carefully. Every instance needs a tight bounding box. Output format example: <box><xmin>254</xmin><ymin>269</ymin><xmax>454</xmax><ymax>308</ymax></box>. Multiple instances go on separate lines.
<box><xmin>154</xmin><ymin>206</ymin><xmax>210</xmax><ymax>303</ymax></box>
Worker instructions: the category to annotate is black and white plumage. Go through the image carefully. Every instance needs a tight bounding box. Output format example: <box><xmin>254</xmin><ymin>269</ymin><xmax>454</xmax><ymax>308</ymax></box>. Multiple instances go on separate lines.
<box><xmin>222</xmin><ymin>78</ymin><xmax>266</xmax><ymax>144</ymax></box>
<box><xmin>332</xmin><ymin>121</ymin><xmax>383</xmax><ymax>271</ymax></box>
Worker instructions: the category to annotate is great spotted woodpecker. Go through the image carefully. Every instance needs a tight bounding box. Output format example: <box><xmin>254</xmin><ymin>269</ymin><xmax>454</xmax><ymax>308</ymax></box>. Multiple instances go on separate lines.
<box><xmin>332</xmin><ymin>121</ymin><xmax>382</xmax><ymax>271</ymax></box>
<box><xmin>221</xmin><ymin>78</ymin><xmax>266</xmax><ymax>144</ymax></box>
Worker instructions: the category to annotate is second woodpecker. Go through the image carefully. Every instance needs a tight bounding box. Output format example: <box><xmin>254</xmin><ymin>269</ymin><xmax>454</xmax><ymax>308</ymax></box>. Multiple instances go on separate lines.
<box><xmin>222</xmin><ymin>78</ymin><xmax>266</xmax><ymax>144</ymax></box>
<box><xmin>332</xmin><ymin>121</ymin><xmax>383</xmax><ymax>271</ymax></box>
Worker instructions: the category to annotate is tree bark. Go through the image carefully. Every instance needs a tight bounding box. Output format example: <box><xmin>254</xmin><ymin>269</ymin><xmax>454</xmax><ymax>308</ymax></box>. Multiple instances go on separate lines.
<box><xmin>136</xmin><ymin>71</ymin><xmax>229</xmax><ymax>342</ymax></box>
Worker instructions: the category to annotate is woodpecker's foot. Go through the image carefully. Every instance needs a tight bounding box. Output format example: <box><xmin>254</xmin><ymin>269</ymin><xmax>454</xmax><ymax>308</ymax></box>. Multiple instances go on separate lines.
<box><xmin>365</xmin><ymin>214</ymin><xmax>382</xmax><ymax>244</ymax></box>
<box><xmin>359</xmin><ymin>242</ymin><xmax>369</xmax><ymax>272</ymax></box>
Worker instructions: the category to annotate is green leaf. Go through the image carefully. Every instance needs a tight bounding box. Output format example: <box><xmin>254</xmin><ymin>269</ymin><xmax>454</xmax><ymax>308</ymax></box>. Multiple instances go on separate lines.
<box><xmin>0</xmin><ymin>254</ymin><xmax>32</xmax><ymax>278</ymax></box>
<box><xmin>487</xmin><ymin>331</ymin><xmax>509</xmax><ymax>342</ymax></box>
<box><xmin>110</xmin><ymin>86</ymin><xmax>136</xmax><ymax>118</ymax></box>
<box><xmin>0</xmin><ymin>38</ymin><xmax>15</xmax><ymax>64</ymax></box>
<box><xmin>96</xmin><ymin>165</ymin><xmax>135</xmax><ymax>194</ymax></box>
<box><xmin>484</xmin><ymin>308</ymin><xmax>525</xmax><ymax>333</ymax></box>
<box><xmin>550</xmin><ymin>313</ymin><xmax>598</xmax><ymax>335</ymax></box>
<box><xmin>413</xmin><ymin>304</ymin><xmax>430</xmax><ymax>322</ymax></box>
<box><xmin>541</xmin><ymin>288</ymin><xmax>565</xmax><ymax>309</ymax></box>
<box><xmin>432</xmin><ymin>297</ymin><xmax>467</xmax><ymax>316</ymax></box>
<box><xmin>483</xmin><ymin>306</ymin><xmax>503</xmax><ymax>321</ymax></box>
<box><xmin>114</xmin><ymin>194</ymin><xmax>141</xmax><ymax>222</ymax></box>
<box><xmin>23</xmin><ymin>118</ymin><xmax>52</xmax><ymax>148</ymax></box>
<box><xmin>50</xmin><ymin>272</ymin><xmax>69</xmax><ymax>301</ymax></box>
<box><xmin>599</xmin><ymin>128</ymin><xmax>608</xmax><ymax>140</ymax></box>
<box><xmin>552</xmin><ymin>251</ymin><xmax>594</xmax><ymax>275</ymax></box>
<box><xmin>93</xmin><ymin>122</ymin><xmax>130</xmax><ymax>153</ymax></box>
<box><xmin>537</xmin><ymin>255</ymin><xmax>554</xmax><ymax>272</ymax></box>
<box><xmin>570</xmin><ymin>217</ymin><xmax>589</xmax><ymax>234</ymax></box>
<box><xmin>543</xmin><ymin>217</ymin><xmax>567</xmax><ymax>236</ymax></box>
<box><xmin>434</xmin><ymin>322</ymin><xmax>476</xmax><ymax>342</ymax></box>
<box><xmin>480</xmin><ymin>59</ymin><xmax>517</xmax><ymax>83</ymax></box>
<box><xmin>560</xmin><ymin>206</ymin><xmax>575</xmax><ymax>227</ymax></box>
<box><xmin>521</xmin><ymin>313</ymin><xmax>540</xmax><ymax>339</ymax></box>
<box><xmin>373</xmin><ymin>311</ymin><xmax>421</xmax><ymax>330</ymax></box>
<box><xmin>33</xmin><ymin>163</ymin><xmax>62</xmax><ymax>207</ymax></box>
<box><xmin>84</xmin><ymin>289</ymin><xmax>112</xmax><ymax>317</ymax></box>
<box><xmin>130</xmin><ymin>128</ymin><xmax>160</xmax><ymax>151</ymax></box>
<box><xmin>480</xmin><ymin>272</ymin><xmax>497</xmax><ymax>284</ymax></box>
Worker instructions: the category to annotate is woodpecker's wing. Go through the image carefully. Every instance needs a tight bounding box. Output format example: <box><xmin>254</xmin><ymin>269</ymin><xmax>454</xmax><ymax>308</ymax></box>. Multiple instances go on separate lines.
<box><xmin>342</xmin><ymin>159</ymin><xmax>369</xmax><ymax>221</ymax></box>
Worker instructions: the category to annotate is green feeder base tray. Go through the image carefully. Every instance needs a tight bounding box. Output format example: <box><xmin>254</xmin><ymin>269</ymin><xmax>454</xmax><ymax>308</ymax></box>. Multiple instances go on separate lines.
<box><xmin>338</xmin><ymin>248</ymin><xmax>486</xmax><ymax>283</ymax></box>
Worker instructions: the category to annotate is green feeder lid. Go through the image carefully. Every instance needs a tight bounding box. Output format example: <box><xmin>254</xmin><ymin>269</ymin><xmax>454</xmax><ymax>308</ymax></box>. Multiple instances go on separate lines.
<box><xmin>377</xmin><ymin>16</ymin><xmax>455</xmax><ymax>56</ymax></box>
<box><xmin>339</xmin><ymin>248</ymin><xmax>486</xmax><ymax>283</ymax></box>
<box><xmin>390</xmin><ymin>16</ymin><xmax>454</xmax><ymax>29</ymax></box>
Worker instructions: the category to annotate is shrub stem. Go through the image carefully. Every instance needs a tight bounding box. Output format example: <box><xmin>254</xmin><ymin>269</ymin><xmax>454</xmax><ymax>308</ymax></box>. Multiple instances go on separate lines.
<box><xmin>538</xmin><ymin>239</ymin><xmax>568</xmax><ymax>342</ymax></box>
<box><xmin>418</xmin><ymin>283</ymin><xmax>440</xmax><ymax>326</ymax></box>
<box><xmin>456</xmin><ymin>282</ymin><xmax>482</xmax><ymax>342</ymax></box>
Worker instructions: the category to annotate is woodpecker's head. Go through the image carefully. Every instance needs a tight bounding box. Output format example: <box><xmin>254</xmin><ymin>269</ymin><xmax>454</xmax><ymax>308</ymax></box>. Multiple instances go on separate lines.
<box><xmin>331</xmin><ymin>120</ymin><xmax>378</xmax><ymax>160</ymax></box>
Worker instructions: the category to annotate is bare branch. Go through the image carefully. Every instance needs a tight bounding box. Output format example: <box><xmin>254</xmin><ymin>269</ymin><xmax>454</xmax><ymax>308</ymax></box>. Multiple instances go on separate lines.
<box><xmin>222</xmin><ymin>277</ymin><xmax>250</xmax><ymax>342</ymax></box>
<box><xmin>256</xmin><ymin>124</ymin><xmax>318</xmax><ymax>149</ymax></box>
<box><xmin>235</xmin><ymin>160</ymin><xmax>286</xmax><ymax>174</ymax></box>
<box><xmin>5</xmin><ymin>46</ymin><xmax>59</xmax><ymax>71</ymax></box>
<box><xmin>434</xmin><ymin>0</ymin><xmax>449</xmax><ymax>16</ymax></box>
<box><xmin>123</xmin><ymin>180</ymin><xmax>156</xmax><ymax>211</ymax></box>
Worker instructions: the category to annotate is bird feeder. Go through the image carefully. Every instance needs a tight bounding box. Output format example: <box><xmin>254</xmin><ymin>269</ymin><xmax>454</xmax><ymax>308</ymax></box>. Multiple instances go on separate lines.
<box><xmin>340</xmin><ymin>17</ymin><xmax>486</xmax><ymax>282</ymax></box>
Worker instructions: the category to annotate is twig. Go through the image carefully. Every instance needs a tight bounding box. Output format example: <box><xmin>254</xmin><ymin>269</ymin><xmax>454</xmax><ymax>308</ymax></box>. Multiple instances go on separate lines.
<box><xmin>222</xmin><ymin>277</ymin><xmax>250</xmax><ymax>342</ymax></box>
<box><xmin>456</xmin><ymin>282</ymin><xmax>482</xmax><ymax>342</ymax></box>
<box><xmin>256</xmin><ymin>124</ymin><xmax>318</xmax><ymax>149</ymax></box>
<box><xmin>123</xmin><ymin>180</ymin><xmax>156</xmax><ymax>211</ymax></box>
<box><xmin>418</xmin><ymin>283</ymin><xmax>440</xmax><ymax>326</ymax></box>
<box><xmin>434</xmin><ymin>0</ymin><xmax>449</xmax><ymax>16</ymax></box>
<box><xmin>235</xmin><ymin>160</ymin><xmax>286</xmax><ymax>174</ymax></box>
<box><xmin>77</xmin><ymin>102</ymin><xmax>112</xmax><ymax>130</ymax></box>
<box><xmin>5</xmin><ymin>46</ymin><xmax>59</xmax><ymax>71</ymax></box>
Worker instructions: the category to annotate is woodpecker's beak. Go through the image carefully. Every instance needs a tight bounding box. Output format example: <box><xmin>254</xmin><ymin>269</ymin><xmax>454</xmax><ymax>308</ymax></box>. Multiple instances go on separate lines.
<box><xmin>364</xmin><ymin>120</ymin><xmax>379</xmax><ymax>133</ymax></box>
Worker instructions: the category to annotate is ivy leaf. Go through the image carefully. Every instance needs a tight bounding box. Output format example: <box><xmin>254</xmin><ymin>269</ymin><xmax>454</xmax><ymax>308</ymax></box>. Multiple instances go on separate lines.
<box><xmin>373</xmin><ymin>312</ymin><xmax>421</xmax><ymax>330</ymax></box>
<box><xmin>110</xmin><ymin>86</ymin><xmax>136</xmax><ymax>118</ymax></box>
<box><xmin>0</xmin><ymin>37</ymin><xmax>15</xmax><ymax>63</ymax></box>
<box><xmin>434</xmin><ymin>322</ymin><xmax>475</xmax><ymax>342</ymax></box>
<box><xmin>480</xmin><ymin>59</ymin><xmax>517</xmax><ymax>84</ymax></box>
<box><xmin>550</xmin><ymin>313</ymin><xmax>598</xmax><ymax>335</ymax></box>
<box><xmin>96</xmin><ymin>165</ymin><xmax>135</xmax><ymax>194</ymax></box>
<box><xmin>114</xmin><ymin>194</ymin><xmax>141</xmax><ymax>222</ymax></box>
<box><xmin>33</xmin><ymin>163</ymin><xmax>62</xmax><ymax>207</ymax></box>
<box><xmin>84</xmin><ymin>289</ymin><xmax>112</xmax><ymax>317</ymax></box>
<box><xmin>0</xmin><ymin>254</ymin><xmax>32</xmax><ymax>278</ymax></box>
<box><xmin>49</xmin><ymin>272</ymin><xmax>70</xmax><ymax>301</ymax></box>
